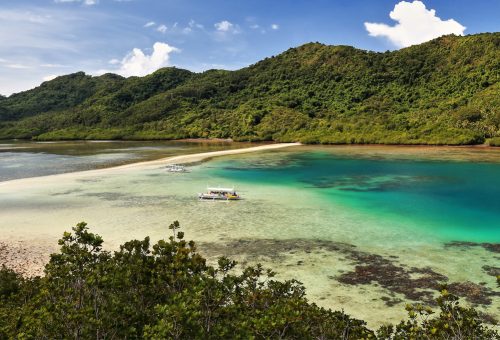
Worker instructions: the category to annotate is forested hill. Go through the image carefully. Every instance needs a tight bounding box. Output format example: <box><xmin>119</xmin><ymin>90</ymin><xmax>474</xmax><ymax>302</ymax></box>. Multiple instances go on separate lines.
<box><xmin>0</xmin><ymin>33</ymin><xmax>498</xmax><ymax>145</ymax></box>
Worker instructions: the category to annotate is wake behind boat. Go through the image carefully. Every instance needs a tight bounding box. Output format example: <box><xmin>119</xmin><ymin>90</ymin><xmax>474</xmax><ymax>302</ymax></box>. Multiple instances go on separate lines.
<box><xmin>198</xmin><ymin>187</ymin><xmax>241</xmax><ymax>200</ymax></box>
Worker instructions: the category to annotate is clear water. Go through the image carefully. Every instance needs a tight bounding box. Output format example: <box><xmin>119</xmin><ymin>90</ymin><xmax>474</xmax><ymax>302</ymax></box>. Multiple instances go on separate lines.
<box><xmin>0</xmin><ymin>144</ymin><xmax>499</xmax><ymax>327</ymax></box>
<box><xmin>208</xmin><ymin>147</ymin><xmax>500</xmax><ymax>243</ymax></box>
<box><xmin>0</xmin><ymin>140</ymin><xmax>254</xmax><ymax>181</ymax></box>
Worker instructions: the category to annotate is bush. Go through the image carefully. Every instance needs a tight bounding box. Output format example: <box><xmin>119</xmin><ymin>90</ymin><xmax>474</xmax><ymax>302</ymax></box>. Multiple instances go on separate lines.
<box><xmin>0</xmin><ymin>222</ymin><xmax>497</xmax><ymax>339</ymax></box>
<box><xmin>489</xmin><ymin>137</ymin><xmax>500</xmax><ymax>147</ymax></box>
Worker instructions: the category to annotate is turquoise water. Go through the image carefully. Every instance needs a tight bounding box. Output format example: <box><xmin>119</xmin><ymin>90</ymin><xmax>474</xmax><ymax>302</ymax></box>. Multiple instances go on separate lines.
<box><xmin>208</xmin><ymin>148</ymin><xmax>500</xmax><ymax>243</ymax></box>
<box><xmin>1</xmin><ymin>145</ymin><xmax>499</xmax><ymax>326</ymax></box>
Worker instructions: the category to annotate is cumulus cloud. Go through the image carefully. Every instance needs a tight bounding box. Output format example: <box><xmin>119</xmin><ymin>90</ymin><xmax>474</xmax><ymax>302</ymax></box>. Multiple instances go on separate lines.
<box><xmin>157</xmin><ymin>24</ymin><xmax>167</xmax><ymax>33</ymax></box>
<box><xmin>364</xmin><ymin>1</ymin><xmax>466</xmax><ymax>48</ymax></box>
<box><xmin>215</xmin><ymin>20</ymin><xmax>234</xmax><ymax>32</ymax></box>
<box><xmin>111</xmin><ymin>42</ymin><xmax>179</xmax><ymax>77</ymax></box>
<box><xmin>213</xmin><ymin>20</ymin><xmax>241</xmax><ymax>38</ymax></box>
<box><xmin>271</xmin><ymin>24</ymin><xmax>279</xmax><ymax>30</ymax></box>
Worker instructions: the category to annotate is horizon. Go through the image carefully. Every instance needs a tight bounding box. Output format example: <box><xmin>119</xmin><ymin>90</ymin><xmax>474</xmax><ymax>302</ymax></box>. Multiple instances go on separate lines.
<box><xmin>1</xmin><ymin>0</ymin><xmax>499</xmax><ymax>96</ymax></box>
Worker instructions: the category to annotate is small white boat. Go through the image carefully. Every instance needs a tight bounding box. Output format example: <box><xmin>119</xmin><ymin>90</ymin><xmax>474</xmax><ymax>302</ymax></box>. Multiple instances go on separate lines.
<box><xmin>198</xmin><ymin>187</ymin><xmax>241</xmax><ymax>200</ymax></box>
<box><xmin>165</xmin><ymin>164</ymin><xmax>188</xmax><ymax>173</ymax></box>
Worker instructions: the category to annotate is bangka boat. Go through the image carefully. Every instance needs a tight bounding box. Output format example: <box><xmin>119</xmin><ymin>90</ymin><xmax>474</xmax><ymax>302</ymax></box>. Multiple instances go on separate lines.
<box><xmin>198</xmin><ymin>187</ymin><xmax>241</xmax><ymax>200</ymax></box>
<box><xmin>165</xmin><ymin>164</ymin><xmax>188</xmax><ymax>172</ymax></box>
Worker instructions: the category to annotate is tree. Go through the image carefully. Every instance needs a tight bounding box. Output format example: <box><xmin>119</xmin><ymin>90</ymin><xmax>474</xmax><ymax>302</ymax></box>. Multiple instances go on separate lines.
<box><xmin>0</xmin><ymin>222</ymin><xmax>497</xmax><ymax>339</ymax></box>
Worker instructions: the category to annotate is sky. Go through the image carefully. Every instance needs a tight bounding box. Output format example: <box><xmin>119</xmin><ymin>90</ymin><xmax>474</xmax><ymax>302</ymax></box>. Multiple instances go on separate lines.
<box><xmin>0</xmin><ymin>0</ymin><xmax>498</xmax><ymax>96</ymax></box>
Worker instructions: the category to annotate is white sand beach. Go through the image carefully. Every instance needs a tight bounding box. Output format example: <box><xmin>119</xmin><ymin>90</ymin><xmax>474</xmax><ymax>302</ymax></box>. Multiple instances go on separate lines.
<box><xmin>0</xmin><ymin>142</ymin><xmax>300</xmax><ymax>191</ymax></box>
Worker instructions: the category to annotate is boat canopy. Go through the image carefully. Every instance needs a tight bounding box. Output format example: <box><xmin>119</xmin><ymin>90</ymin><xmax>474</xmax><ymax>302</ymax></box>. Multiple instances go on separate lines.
<box><xmin>207</xmin><ymin>187</ymin><xmax>235</xmax><ymax>192</ymax></box>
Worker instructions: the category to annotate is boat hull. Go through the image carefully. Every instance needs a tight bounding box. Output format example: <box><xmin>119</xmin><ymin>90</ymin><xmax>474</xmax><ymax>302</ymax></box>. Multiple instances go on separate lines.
<box><xmin>198</xmin><ymin>194</ymin><xmax>241</xmax><ymax>201</ymax></box>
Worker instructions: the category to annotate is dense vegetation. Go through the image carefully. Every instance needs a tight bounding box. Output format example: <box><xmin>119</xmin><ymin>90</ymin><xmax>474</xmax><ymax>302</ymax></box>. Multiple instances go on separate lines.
<box><xmin>0</xmin><ymin>33</ymin><xmax>498</xmax><ymax>145</ymax></box>
<box><xmin>0</xmin><ymin>222</ymin><xmax>498</xmax><ymax>339</ymax></box>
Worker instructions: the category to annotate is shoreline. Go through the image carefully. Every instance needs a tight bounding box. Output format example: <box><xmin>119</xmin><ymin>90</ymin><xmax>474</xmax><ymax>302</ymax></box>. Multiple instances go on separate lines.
<box><xmin>0</xmin><ymin>142</ymin><xmax>300</xmax><ymax>190</ymax></box>
<box><xmin>0</xmin><ymin>141</ymin><xmax>499</xmax><ymax>327</ymax></box>
<box><xmin>0</xmin><ymin>142</ymin><xmax>299</xmax><ymax>276</ymax></box>
<box><xmin>1</xmin><ymin>138</ymin><xmax>499</xmax><ymax>148</ymax></box>
<box><xmin>1</xmin><ymin>142</ymin><xmax>499</xmax><ymax>189</ymax></box>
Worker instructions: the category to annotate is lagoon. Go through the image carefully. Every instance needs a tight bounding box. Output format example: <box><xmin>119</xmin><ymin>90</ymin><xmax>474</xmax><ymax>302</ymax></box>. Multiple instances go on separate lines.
<box><xmin>0</xmin><ymin>143</ymin><xmax>499</xmax><ymax>327</ymax></box>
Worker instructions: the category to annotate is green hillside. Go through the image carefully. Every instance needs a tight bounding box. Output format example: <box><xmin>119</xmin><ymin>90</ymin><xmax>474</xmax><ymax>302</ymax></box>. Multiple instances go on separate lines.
<box><xmin>0</xmin><ymin>33</ymin><xmax>498</xmax><ymax>145</ymax></box>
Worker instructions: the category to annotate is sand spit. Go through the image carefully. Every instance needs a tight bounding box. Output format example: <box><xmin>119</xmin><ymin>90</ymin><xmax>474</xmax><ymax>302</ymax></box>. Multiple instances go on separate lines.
<box><xmin>0</xmin><ymin>143</ymin><xmax>300</xmax><ymax>191</ymax></box>
<box><xmin>0</xmin><ymin>143</ymin><xmax>299</xmax><ymax>275</ymax></box>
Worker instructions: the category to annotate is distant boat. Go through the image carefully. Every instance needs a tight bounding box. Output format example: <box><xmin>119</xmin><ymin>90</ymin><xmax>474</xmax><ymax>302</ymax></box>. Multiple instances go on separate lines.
<box><xmin>165</xmin><ymin>164</ymin><xmax>188</xmax><ymax>173</ymax></box>
<box><xmin>198</xmin><ymin>187</ymin><xmax>241</xmax><ymax>200</ymax></box>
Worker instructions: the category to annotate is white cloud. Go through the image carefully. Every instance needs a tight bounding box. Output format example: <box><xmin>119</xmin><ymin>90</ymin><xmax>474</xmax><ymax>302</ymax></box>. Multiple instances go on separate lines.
<box><xmin>144</xmin><ymin>21</ymin><xmax>155</xmax><ymax>28</ymax></box>
<box><xmin>271</xmin><ymin>24</ymin><xmax>279</xmax><ymax>30</ymax></box>
<box><xmin>110</xmin><ymin>42</ymin><xmax>179</xmax><ymax>77</ymax></box>
<box><xmin>108</xmin><ymin>58</ymin><xmax>120</xmax><ymax>65</ymax></box>
<box><xmin>41</xmin><ymin>63</ymin><xmax>68</xmax><ymax>68</ymax></box>
<box><xmin>6</xmin><ymin>63</ymin><xmax>30</xmax><ymax>69</ymax></box>
<box><xmin>215</xmin><ymin>20</ymin><xmax>233</xmax><ymax>32</ymax></box>
<box><xmin>157</xmin><ymin>24</ymin><xmax>167</xmax><ymax>33</ymax></box>
<box><xmin>364</xmin><ymin>1</ymin><xmax>466</xmax><ymax>48</ymax></box>
<box><xmin>0</xmin><ymin>7</ymin><xmax>107</xmax><ymax>95</ymax></box>
<box><xmin>54</xmin><ymin>0</ymin><xmax>99</xmax><ymax>5</ymax></box>
<box><xmin>189</xmin><ymin>19</ymin><xmax>204</xmax><ymax>29</ymax></box>
<box><xmin>43</xmin><ymin>74</ymin><xmax>59</xmax><ymax>81</ymax></box>
<box><xmin>250</xmin><ymin>24</ymin><xmax>260</xmax><ymax>30</ymax></box>
<box><xmin>0</xmin><ymin>9</ymin><xmax>51</xmax><ymax>24</ymax></box>
<box><xmin>213</xmin><ymin>20</ymin><xmax>241</xmax><ymax>39</ymax></box>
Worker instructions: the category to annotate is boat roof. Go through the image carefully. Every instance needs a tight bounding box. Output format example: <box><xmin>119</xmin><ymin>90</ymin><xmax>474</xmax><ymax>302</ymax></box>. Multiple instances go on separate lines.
<box><xmin>207</xmin><ymin>187</ymin><xmax>235</xmax><ymax>192</ymax></box>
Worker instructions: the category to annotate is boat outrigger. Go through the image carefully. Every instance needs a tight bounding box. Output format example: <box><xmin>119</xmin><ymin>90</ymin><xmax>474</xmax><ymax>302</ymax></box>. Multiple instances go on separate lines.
<box><xmin>198</xmin><ymin>187</ymin><xmax>241</xmax><ymax>200</ymax></box>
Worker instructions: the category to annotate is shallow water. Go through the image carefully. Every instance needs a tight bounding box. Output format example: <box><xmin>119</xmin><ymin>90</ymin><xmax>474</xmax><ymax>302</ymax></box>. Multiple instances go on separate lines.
<box><xmin>0</xmin><ymin>144</ymin><xmax>499</xmax><ymax>327</ymax></box>
<box><xmin>209</xmin><ymin>146</ymin><xmax>500</xmax><ymax>243</ymax></box>
<box><xmin>0</xmin><ymin>140</ymin><xmax>254</xmax><ymax>181</ymax></box>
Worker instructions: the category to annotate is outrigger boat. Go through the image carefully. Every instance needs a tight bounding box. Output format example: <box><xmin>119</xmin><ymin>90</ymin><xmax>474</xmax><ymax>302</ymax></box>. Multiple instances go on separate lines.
<box><xmin>165</xmin><ymin>164</ymin><xmax>188</xmax><ymax>172</ymax></box>
<box><xmin>198</xmin><ymin>187</ymin><xmax>241</xmax><ymax>200</ymax></box>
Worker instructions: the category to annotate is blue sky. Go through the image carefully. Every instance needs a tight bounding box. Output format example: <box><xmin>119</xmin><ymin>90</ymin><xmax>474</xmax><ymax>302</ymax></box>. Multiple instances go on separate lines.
<box><xmin>0</xmin><ymin>0</ymin><xmax>498</xmax><ymax>95</ymax></box>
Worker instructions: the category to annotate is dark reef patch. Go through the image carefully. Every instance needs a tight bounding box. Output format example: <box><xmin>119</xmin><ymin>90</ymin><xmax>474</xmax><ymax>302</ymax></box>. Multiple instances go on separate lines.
<box><xmin>51</xmin><ymin>188</ymin><xmax>84</xmax><ymax>196</ymax></box>
<box><xmin>79</xmin><ymin>191</ymin><xmax>177</xmax><ymax>207</ymax></box>
<box><xmin>336</xmin><ymin>261</ymin><xmax>447</xmax><ymax>305</ymax></box>
<box><xmin>76</xmin><ymin>178</ymin><xmax>102</xmax><ymax>183</ymax></box>
<box><xmin>478</xmin><ymin>312</ymin><xmax>498</xmax><ymax>326</ymax></box>
<box><xmin>444</xmin><ymin>241</ymin><xmax>500</xmax><ymax>254</ymax></box>
<box><xmin>482</xmin><ymin>265</ymin><xmax>500</xmax><ymax>278</ymax></box>
<box><xmin>447</xmin><ymin>281</ymin><xmax>500</xmax><ymax>305</ymax></box>
<box><xmin>200</xmin><ymin>238</ymin><xmax>499</xmax><ymax>308</ymax></box>
<box><xmin>300</xmin><ymin>175</ymin><xmax>433</xmax><ymax>192</ymax></box>
<box><xmin>200</xmin><ymin>238</ymin><xmax>356</xmax><ymax>262</ymax></box>
<box><xmin>380</xmin><ymin>296</ymin><xmax>404</xmax><ymax>307</ymax></box>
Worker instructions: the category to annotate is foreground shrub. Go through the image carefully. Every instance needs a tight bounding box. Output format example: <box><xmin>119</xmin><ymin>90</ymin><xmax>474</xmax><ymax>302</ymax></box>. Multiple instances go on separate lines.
<box><xmin>0</xmin><ymin>222</ymin><xmax>497</xmax><ymax>339</ymax></box>
<box><xmin>489</xmin><ymin>137</ymin><xmax>500</xmax><ymax>146</ymax></box>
